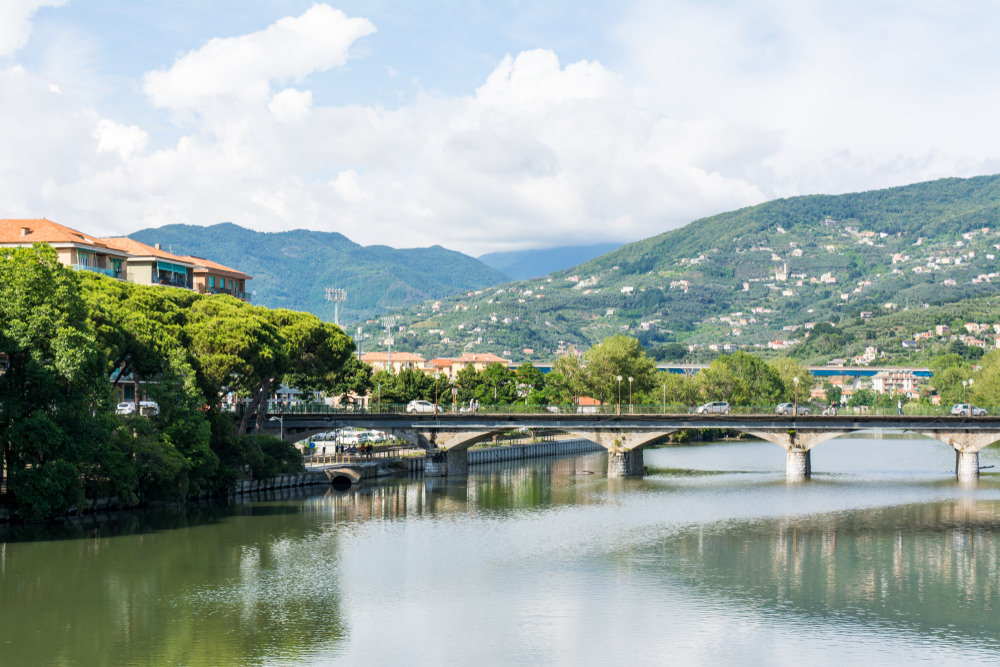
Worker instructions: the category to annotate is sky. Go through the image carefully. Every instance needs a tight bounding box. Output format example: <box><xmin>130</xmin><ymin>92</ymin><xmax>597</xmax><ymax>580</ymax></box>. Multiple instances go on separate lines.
<box><xmin>3</xmin><ymin>1</ymin><xmax>1000</xmax><ymax>256</ymax></box>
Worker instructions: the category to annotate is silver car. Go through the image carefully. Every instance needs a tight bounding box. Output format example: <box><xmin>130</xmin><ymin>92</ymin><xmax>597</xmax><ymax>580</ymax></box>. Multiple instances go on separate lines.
<box><xmin>695</xmin><ymin>401</ymin><xmax>730</xmax><ymax>415</ymax></box>
<box><xmin>776</xmin><ymin>402</ymin><xmax>811</xmax><ymax>415</ymax></box>
<box><xmin>951</xmin><ymin>403</ymin><xmax>987</xmax><ymax>416</ymax></box>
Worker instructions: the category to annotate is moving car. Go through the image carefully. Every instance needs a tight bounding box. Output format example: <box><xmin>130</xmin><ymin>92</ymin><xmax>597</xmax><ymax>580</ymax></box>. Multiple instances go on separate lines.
<box><xmin>695</xmin><ymin>401</ymin><xmax>730</xmax><ymax>415</ymax></box>
<box><xmin>406</xmin><ymin>400</ymin><xmax>443</xmax><ymax>413</ymax></box>
<box><xmin>951</xmin><ymin>403</ymin><xmax>988</xmax><ymax>416</ymax></box>
<box><xmin>776</xmin><ymin>402</ymin><xmax>811</xmax><ymax>415</ymax></box>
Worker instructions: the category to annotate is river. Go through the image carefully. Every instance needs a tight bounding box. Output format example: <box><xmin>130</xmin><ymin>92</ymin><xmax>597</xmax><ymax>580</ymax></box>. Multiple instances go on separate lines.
<box><xmin>1</xmin><ymin>433</ymin><xmax>998</xmax><ymax>666</ymax></box>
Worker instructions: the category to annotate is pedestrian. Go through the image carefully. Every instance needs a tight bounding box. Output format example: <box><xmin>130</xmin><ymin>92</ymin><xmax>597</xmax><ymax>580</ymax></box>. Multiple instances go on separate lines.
<box><xmin>897</xmin><ymin>399</ymin><xmax>902</xmax><ymax>415</ymax></box>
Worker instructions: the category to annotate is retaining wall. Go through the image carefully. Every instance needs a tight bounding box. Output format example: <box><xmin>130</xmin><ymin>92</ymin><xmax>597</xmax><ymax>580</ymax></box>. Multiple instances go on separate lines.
<box><xmin>467</xmin><ymin>438</ymin><xmax>603</xmax><ymax>464</ymax></box>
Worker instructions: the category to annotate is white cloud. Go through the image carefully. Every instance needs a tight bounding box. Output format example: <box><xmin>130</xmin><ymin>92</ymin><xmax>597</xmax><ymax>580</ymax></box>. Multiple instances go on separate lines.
<box><xmin>143</xmin><ymin>4</ymin><xmax>375</xmax><ymax>112</ymax></box>
<box><xmin>0</xmin><ymin>0</ymin><xmax>65</xmax><ymax>58</ymax></box>
<box><xmin>269</xmin><ymin>88</ymin><xmax>313</xmax><ymax>123</ymax></box>
<box><xmin>5</xmin><ymin>1</ymin><xmax>1000</xmax><ymax>258</ymax></box>
<box><xmin>94</xmin><ymin>119</ymin><xmax>148</xmax><ymax>160</ymax></box>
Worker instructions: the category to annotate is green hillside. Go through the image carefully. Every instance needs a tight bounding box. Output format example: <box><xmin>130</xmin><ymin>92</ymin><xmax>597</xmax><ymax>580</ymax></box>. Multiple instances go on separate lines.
<box><xmin>130</xmin><ymin>223</ymin><xmax>512</xmax><ymax>323</ymax></box>
<box><xmin>385</xmin><ymin>174</ymin><xmax>1000</xmax><ymax>362</ymax></box>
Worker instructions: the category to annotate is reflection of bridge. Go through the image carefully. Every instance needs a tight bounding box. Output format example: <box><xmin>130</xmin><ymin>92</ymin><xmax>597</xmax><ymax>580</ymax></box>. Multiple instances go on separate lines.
<box><xmin>262</xmin><ymin>413</ymin><xmax>1000</xmax><ymax>483</ymax></box>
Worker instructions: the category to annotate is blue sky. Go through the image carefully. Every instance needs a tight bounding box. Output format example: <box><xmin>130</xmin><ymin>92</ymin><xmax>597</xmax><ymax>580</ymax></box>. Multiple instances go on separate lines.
<box><xmin>3</xmin><ymin>1</ymin><xmax>1000</xmax><ymax>255</ymax></box>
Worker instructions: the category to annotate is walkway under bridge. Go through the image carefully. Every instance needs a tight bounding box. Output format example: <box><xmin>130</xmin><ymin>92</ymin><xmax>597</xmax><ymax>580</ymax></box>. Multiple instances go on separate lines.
<box><xmin>260</xmin><ymin>412</ymin><xmax>1000</xmax><ymax>483</ymax></box>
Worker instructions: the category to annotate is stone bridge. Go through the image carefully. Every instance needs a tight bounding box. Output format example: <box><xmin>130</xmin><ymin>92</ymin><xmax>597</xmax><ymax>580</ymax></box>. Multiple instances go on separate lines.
<box><xmin>260</xmin><ymin>413</ymin><xmax>1000</xmax><ymax>483</ymax></box>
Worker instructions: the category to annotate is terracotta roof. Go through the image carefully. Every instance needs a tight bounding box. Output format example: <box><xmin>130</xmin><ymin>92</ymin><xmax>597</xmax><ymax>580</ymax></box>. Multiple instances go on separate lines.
<box><xmin>180</xmin><ymin>255</ymin><xmax>251</xmax><ymax>280</ymax></box>
<box><xmin>427</xmin><ymin>358</ymin><xmax>455</xmax><ymax>367</ymax></box>
<box><xmin>100</xmin><ymin>237</ymin><xmax>192</xmax><ymax>265</ymax></box>
<box><xmin>0</xmin><ymin>218</ymin><xmax>123</xmax><ymax>253</ymax></box>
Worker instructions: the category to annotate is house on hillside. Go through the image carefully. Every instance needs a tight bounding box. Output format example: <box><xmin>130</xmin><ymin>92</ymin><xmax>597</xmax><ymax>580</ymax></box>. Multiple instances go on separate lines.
<box><xmin>359</xmin><ymin>351</ymin><xmax>427</xmax><ymax>374</ymax></box>
<box><xmin>0</xmin><ymin>218</ymin><xmax>129</xmax><ymax>279</ymax></box>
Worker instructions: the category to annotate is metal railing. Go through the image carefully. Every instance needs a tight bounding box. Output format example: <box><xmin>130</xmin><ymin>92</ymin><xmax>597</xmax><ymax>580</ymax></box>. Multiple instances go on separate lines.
<box><xmin>257</xmin><ymin>400</ymin><xmax>993</xmax><ymax>418</ymax></box>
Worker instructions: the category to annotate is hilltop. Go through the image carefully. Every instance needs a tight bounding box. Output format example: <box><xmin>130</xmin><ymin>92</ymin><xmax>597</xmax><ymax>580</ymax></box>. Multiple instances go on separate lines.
<box><xmin>384</xmin><ymin>174</ymin><xmax>1000</xmax><ymax>362</ymax></box>
<box><xmin>129</xmin><ymin>223</ymin><xmax>512</xmax><ymax>323</ymax></box>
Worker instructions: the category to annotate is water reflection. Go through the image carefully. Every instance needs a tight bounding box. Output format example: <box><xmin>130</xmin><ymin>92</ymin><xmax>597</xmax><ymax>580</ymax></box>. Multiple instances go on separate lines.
<box><xmin>656</xmin><ymin>498</ymin><xmax>1000</xmax><ymax>646</ymax></box>
<box><xmin>2</xmin><ymin>441</ymin><xmax>999</xmax><ymax>666</ymax></box>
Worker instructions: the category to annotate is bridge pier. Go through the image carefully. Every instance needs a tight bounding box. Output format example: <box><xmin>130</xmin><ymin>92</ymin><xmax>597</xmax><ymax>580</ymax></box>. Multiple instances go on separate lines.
<box><xmin>746</xmin><ymin>429</ymin><xmax>848</xmax><ymax>481</ymax></box>
<box><xmin>608</xmin><ymin>448</ymin><xmax>645</xmax><ymax>477</ymax></box>
<box><xmin>956</xmin><ymin>450</ymin><xmax>980</xmax><ymax>483</ymax></box>
<box><xmin>786</xmin><ymin>449</ymin><xmax>811</xmax><ymax>482</ymax></box>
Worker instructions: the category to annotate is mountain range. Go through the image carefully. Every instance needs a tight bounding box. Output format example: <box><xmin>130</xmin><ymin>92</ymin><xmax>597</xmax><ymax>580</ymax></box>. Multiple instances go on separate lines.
<box><xmin>129</xmin><ymin>223</ymin><xmax>512</xmax><ymax>323</ymax></box>
<box><xmin>132</xmin><ymin>174</ymin><xmax>1000</xmax><ymax>366</ymax></box>
<box><xmin>383</xmin><ymin>174</ymin><xmax>1000</xmax><ymax>363</ymax></box>
<box><xmin>478</xmin><ymin>243</ymin><xmax>622</xmax><ymax>280</ymax></box>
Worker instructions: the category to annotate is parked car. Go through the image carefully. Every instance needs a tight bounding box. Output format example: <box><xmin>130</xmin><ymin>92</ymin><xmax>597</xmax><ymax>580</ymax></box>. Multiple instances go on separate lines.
<box><xmin>407</xmin><ymin>400</ymin><xmax>442</xmax><ymax>413</ymax></box>
<box><xmin>776</xmin><ymin>402</ymin><xmax>811</xmax><ymax>415</ymax></box>
<box><xmin>695</xmin><ymin>401</ymin><xmax>730</xmax><ymax>415</ymax></box>
<box><xmin>115</xmin><ymin>400</ymin><xmax>159</xmax><ymax>416</ymax></box>
<box><xmin>951</xmin><ymin>403</ymin><xmax>988</xmax><ymax>416</ymax></box>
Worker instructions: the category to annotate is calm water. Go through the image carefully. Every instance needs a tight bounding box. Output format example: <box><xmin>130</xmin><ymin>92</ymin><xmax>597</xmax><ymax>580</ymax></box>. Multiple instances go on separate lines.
<box><xmin>2</xmin><ymin>434</ymin><xmax>999</xmax><ymax>666</ymax></box>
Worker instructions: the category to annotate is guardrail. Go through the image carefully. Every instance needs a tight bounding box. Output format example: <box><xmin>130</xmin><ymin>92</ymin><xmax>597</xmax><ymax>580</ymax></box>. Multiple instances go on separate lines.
<box><xmin>258</xmin><ymin>401</ymin><xmax>992</xmax><ymax>418</ymax></box>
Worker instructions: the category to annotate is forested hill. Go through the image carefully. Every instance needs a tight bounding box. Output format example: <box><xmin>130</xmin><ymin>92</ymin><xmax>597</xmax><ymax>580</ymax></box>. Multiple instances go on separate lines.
<box><xmin>388</xmin><ymin>174</ymin><xmax>1000</xmax><ymax>362</ymax></box>
<box><xmin>130</xmin><ymin>223</ymin><xmax>512</xmax><ymax>322</ymax></box>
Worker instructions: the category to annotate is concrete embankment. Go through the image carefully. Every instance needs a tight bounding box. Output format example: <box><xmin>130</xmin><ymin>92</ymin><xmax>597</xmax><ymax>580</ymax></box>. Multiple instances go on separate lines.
<box><xmin>467</xmin><ymin>438</ymin><xmax>603</xmax><ymax>464</ymax></box>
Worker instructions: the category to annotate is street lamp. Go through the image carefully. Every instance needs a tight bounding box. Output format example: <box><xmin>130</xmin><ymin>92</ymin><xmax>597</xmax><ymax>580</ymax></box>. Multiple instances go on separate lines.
<box><xmin>662</xmin><ymin>380</ymin><xmax>666</xmax><ymax>414</ymax></box>
<box><xmin>269</xmin><ymin>415</ymin><xmax>283</xmax><ymax>440</ymax></box>
<box><xmin>793</xmin><ymin>376</ymin><xmax>800</xmax><ymax>416</ymax></box>
<box><xmin>628</xmin><ymin>376</ymin><xmax>634</xmax><ymax>414</ymax></box>
<box><xmin>377</xmin><ymin>383</ymin><xmax>381</xmax><ymax>412</ymax></box>
<box><xmin>617</xmin><ymin>375</ymin><xmax>623</xmax><ymax>416</ymax></box>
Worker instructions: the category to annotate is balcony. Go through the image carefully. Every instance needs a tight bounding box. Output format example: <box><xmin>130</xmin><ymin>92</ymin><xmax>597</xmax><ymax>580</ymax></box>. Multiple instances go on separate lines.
<box><xmin>156</xmin><ymin>277</ymin><xmax>193</xmax><ymax>289</ymax></box>
<box><xmin>73</xmin><ymin>264</ymin><xmax>123</xmax><ymax>279</ymax></box>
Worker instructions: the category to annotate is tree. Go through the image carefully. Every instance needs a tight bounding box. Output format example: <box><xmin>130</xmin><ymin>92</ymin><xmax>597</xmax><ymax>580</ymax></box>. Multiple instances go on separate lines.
<box><xmin>0</xmin><ymin>246</ymin><xmax>110</xmax><ymax>519</ymax></box>
<box><xmin>769</xmin><ymin>357</ymin><xmax>816</xmax><ymax>402</ymax></box>
<box><xmin>580</xmin><ymin>335</ymin><xmax>657</xmax><ymax>406</ymax></box>
<box><xmin>698</xmin><ymin>351</ymin><xmax>783</xmax><ymax>406</ymax></box>
<box><xmin>477</xmin><ymin>363</ymin><xmax>518</xmax><ymax>405</ymax></box>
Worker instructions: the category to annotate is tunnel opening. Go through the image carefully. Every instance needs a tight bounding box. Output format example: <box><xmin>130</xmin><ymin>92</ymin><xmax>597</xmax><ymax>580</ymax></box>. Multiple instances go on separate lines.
<box><xmin>330</xmin><ymin>474</ymin><xmax>355</xmax><ymax>490</ymax></box>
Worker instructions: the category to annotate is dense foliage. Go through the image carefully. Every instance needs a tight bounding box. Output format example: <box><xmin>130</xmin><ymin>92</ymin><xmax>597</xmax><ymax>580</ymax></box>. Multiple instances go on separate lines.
<box><xmin>1</xmin><ymin>245</ymin><xmax>366</xmax><ymax>520</ymax></box>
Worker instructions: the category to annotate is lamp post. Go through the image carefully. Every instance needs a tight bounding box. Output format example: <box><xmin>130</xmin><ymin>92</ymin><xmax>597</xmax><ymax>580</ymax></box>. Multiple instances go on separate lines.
<box><xmin>662</xmin><ymin>380</ymin><xmax>666</xmax><ymax>414</ymax></box>
<box><xmin>617</xmin><ymin>375</ymin><xmax>623</xmax><ymax>416</ymax></box>
<box><xmin>269</xmin><ymin>415</ymin><xmax>283</xmax><ymax>440</ymax></box>
<box><xmin>628</xmin><ymin>376</ymin><xmax>634</xmax><ymax>414</ymax></box>
<box><xmin>793</xmin><ymin>376</ymin><xmax>800</xmax><ymax>416</ymax></box>
<box><xmin>377</xmin><ymin>383</ymin><xmax>381</xmax><ymax>412</ymax></box>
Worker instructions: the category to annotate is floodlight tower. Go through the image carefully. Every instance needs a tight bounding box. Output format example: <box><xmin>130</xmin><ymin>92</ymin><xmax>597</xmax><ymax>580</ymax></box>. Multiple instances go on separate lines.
<box><xmin>380</xmin><ymin>315</ymin><xmax>398</xmax><ymax>372</ymax></box>
<box><xmin>325</xmin><ymin>287</ymin><xmax>347</xmax><ymax>327</ymax></box>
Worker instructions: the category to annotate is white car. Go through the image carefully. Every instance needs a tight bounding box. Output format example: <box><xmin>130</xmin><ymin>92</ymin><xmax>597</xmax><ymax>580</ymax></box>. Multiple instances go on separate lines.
<box><xmin>951</xmin><ymin>403</ymin><xmax>987</xmax><ymax>416</ymax></box>
<box><xmin>406</xmin><ymin>400</ymin><xmax>442</xmax><ymax>413</ymax></box>
<box><xmin>695</xmin><ymin>401</ymin><xmax>730</xmax><ymax>415</ymax></box>
<box><xmin>115</xmin><ymin>400</ymin><xmax>159</xmax><ymax>416</ymax></box>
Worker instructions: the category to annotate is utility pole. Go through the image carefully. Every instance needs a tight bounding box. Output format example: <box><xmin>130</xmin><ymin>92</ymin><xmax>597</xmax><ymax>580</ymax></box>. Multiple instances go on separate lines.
<box><xmin>325</xmin><ymin>287</ymin><xmax>347</xmax><ymax>327</ymax></box>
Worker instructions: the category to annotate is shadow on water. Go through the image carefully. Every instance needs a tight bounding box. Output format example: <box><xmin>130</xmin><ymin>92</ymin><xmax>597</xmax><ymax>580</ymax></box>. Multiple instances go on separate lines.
<box><xmin>0</xmin><ymin>484</ymin><xmax>333</xmax><ymax>544</ymax></box>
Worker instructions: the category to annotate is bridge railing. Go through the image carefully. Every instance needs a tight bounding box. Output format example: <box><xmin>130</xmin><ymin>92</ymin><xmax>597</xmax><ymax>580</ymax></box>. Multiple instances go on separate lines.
<box><xmin>261</xmin><ymin>400</ymin><xmax>993</xmax><ymax>418</ymax></box>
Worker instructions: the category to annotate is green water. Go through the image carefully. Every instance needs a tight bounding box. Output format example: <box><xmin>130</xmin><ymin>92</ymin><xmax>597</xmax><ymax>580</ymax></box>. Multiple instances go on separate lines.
<box><xmin>1</xmin><ymin>435</ymin><xmax>998</xmax><ymax>665</ymax></box>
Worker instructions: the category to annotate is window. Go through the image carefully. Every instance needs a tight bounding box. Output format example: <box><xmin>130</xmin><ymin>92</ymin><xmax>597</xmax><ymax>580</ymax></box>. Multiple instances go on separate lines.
<box><xmin>209</xmin><ymin>276</ymin><xmax>215</xmax><ymax>288</ymax></box>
